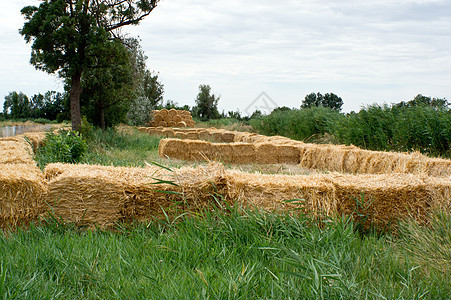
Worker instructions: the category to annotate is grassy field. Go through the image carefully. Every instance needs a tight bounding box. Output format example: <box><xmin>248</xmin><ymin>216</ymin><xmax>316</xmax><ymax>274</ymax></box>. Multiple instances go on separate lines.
<box><xmin>1</xmin><ymin>126</ymin><xmax>450</xmax><ymax>299</ymax></box>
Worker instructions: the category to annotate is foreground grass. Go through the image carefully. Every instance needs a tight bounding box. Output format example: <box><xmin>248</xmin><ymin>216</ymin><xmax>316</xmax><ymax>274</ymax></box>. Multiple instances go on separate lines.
<box><xmin>1</xmin><ymin>208</ymin><xmax>450</xmax><ymax>299</ymax></box>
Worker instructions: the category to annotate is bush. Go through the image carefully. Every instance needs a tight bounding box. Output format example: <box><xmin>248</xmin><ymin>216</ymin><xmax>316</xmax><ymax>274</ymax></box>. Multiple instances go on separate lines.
<box><xmin>35</xmin><ymin>130</ymin><xmax>87</xmax><ymax>167</ymax></box>
<box><xmin>250</xmin><ymin>107</ymin><xmax>344</xmax><ymax>141</ymax></box>
<box><xmin>333</xmin><ymin>104</ymin><xmax>451</xmax><ymax>156</ymax></box>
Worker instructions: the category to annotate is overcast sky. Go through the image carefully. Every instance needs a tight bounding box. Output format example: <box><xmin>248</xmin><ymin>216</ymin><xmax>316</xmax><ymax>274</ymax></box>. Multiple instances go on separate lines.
<box><xmin>1</xmin><ymin>0</ymin><xmax>450</xmax><ymax>115</ymax></box>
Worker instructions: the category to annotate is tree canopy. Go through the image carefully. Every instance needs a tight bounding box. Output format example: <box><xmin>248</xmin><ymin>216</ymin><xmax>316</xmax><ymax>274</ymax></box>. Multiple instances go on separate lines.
<box><xmin>193</xmin><ymin>84</ymin><xmax>221</xmax><ymax>121</ymax></box>
<box><xmin>20</xmin><ymin>0</ymin><xmax>159</xmax><ymax>130</ymax></box>
<box><xmin>301</xmin><ymin>92</ymin><xmax>343</xmax><ymax>111</ymax></box>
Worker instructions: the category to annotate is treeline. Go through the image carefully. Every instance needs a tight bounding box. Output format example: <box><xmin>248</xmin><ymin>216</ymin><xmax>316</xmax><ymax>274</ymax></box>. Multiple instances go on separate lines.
<box><xmin>251</xmin><ymin>94</ymin><xmax>451</xmax><ymax>157</ymax></box>
<box><xmin>1</xmin><ymin>91</ymin><xmax>68</xmax><ymax>122</ymax></box>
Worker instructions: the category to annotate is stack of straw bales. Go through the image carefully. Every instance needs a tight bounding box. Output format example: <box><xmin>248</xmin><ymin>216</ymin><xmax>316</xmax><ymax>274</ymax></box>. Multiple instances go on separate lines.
<box><xmin>150</xmin><ymin>109</ymin><xmax>196</xmax><ymax>127</ymax></box>
<box><xmin>0</xmin><ymin>135</ymin><xmax>47</xmax><ymax>228</ymax></box>
<box><xmin>226</xmin><ymin>170</ymin><xmax>451</xmax><ymax>228</ymax></box>
<box><xmin>44</xmin><ymin>163</ymin><xmax>228</xmax><ymax>226</ymax></box>
<box><xmin>39</xmin><ymin>162</ymin><xmax>451</xmax><ymax>229</ymax></box>
<box><xmin>140</xmin><ymin>125</ymin><xmax>451</xmax><ymax>176</ymax></box>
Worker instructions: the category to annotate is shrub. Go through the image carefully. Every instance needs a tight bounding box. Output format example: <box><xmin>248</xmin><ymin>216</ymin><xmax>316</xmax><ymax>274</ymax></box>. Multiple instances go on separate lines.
<box><xmin>333</xmin><ymin>104</ymin><xmax>451</xmax><ymax>157</ymax></box>
<box><xmin>251</xmin><ymin>107</ymin><xmax>344</xmax><ymax>141</ymax></box>
<box><xmin>35</xmin><ymin>130</ymin><xmax>87</xmax><ymax>167</ymax></box>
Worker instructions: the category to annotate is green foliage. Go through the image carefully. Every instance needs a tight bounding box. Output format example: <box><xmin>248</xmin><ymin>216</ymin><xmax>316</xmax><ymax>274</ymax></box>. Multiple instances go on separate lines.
<box><xmin>1</xmin><ymin>208</ymin><xmax>450</xmax><ymax>298</ymax></box>
<box><xmin>3</xmin><ymin>91</ymin><xmax>31</xmax><ymax>119</ymax></box>
<box><xmin>35</xmin><ymin>130</ymin><xmax>87</xmax><ymax>167</ymax></box>
<box><xmin>3</xmin><ymin>91</ymin><xmax>69</xmax><ymax>121</ymax></box>
<box><xmin>81</xmin><ymin>127</ymin><xmax>162</xmax><ymax>167</ymax></box>
<box><xmin>127</xmin><ymin>70</ymin><xmax>164</xmax><ymax>126</ymax></box>
<box><xmin>333</xmin><ymin>104</ymin><xmax>451</xmax><ymax>156</ymax></box>
<box><xmin>20</xmin><ymin>0</ymin><xmax>160</xmax><ymax>130</ymax></box>
<box><xmin>302</xmin><ymin>92</ymin><xmax>343</xmax><ymax>111</ymax></box>
<box><xmin>251</xmin><ymin>106</ymin><xmax>344</xmax><ymax>141</ymax></box>
<box><xmin>193</xmin><ymin>84</ymin><xmax>221</xmax><ymax>121</ymax></box>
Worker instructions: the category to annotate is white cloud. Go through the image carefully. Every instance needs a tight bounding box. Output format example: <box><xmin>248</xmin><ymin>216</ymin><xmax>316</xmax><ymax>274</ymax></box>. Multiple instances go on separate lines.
<box><xmin>1</xmin><ymin>0</ymin><xmax>450</xmax><ymax>113</ymax></box>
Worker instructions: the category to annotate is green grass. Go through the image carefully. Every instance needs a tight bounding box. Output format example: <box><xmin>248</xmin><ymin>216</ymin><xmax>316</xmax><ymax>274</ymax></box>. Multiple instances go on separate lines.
<box><xmin>1</xmin><ymin>207</ymin><xmax>450</xmax><ymax>299</ymax></box>
<box><xmin>22</xmin><ymin>125</ymin><xmax>451</xmax><ymax>298</ymax></box>
<box><xmin>79</xmin><ymin>127</ymin><xmax>163</xmax><ymax>167</ymax></box>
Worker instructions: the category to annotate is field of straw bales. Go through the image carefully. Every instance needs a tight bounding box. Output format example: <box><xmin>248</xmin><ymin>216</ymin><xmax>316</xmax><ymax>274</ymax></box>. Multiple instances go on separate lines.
<box><xmin>1</xmin><ymin>125</ymin><xmax>450</xmax><ymax>230</ymax></box>
<box><xmin>150</xmin><ymin>109</ymin><xmax>196</xmax><ymax>127</ymax></box>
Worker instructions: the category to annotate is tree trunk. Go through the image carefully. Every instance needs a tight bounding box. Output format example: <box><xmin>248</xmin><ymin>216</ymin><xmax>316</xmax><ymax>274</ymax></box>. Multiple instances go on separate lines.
<box><xmin>100</xmin><ymin>103</ymin><xmax>106</xmax><ymax>130</ymax></box>
<box><xmin>70</xmin><ymin>71</ymin><xmax>82</xmax><ymax>131</ymax></box>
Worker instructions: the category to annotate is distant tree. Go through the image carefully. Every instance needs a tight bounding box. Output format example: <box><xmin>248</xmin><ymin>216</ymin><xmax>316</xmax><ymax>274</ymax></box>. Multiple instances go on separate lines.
<box><xmin>20</xmin><ymin>0</ymin><xmax>160</xmax><ymax>131</ymax></box>
<box><xmin>3</xmin><ymin>91</ymin><xmax>31</xmax><ymax>119</ymax></box>
<box><xmin>80</xmin><ymin>39</ymin><xmax>135</xmax><ymax>129</ymax></box>
<box><xmin>301</xmin><ymin>92</ymin><xmax>343</xmax><ymax>111</ymax></box>
<box><xmin>193</xmin><ymin>84</ymin><xmax>221</xmax><ymax>121</ymax></box>
<box><xmin>394</xmin><ymin>94</ymin><xmax>449</xmax><ymax>109</ymax></box>
<box><xmin>250</xmin><ymin>110</ymin><xmax>263</xmax><ymax>120</ymax></box>
<box><xmin>31</xmin><ymin>91</ymin><xmax>67</xmax><ymax>120</ymax></box>
<box><xmin>271</xmin><ymin>106</ymin><xmax>292</xmax><ymax>114</ymax></box>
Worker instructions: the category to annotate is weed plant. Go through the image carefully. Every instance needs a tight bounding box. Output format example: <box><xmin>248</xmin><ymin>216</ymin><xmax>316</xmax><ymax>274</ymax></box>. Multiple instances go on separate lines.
<box><xmin>34</xmin><ymin>130</ymin><xmax>87</xmax><ymax>168</ymax></box>
<box><xmin>252</xmin><ymin>105</ymin><xmax>451</xmax><ymax>157</ymax></box>
<box><xmin>1</xmin><ymin>207</ymin><xmax>450</xmax><ymax>299</ymax></box>
<box><xmin>250</xmin><ymin>106</ymin><xmax>344</xmax><ymax>142</ymax></box>
<box><xmin>81</xmin><ymin>127</ymin><xmax>162</xmax><ymax>167</ymax></box>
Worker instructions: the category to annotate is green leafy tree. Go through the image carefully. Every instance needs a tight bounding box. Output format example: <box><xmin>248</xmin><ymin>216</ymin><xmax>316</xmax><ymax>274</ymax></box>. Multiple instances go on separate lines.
<box><xmin>302</xmin><ymin>92</ymin><xmax>343</xmax><ymax>111</ymax></box>
<box><xmin>20</xmin><ymin>0</ymin><xmax>159</xmax><ymax>131</ymax></box>
<box><xmin>3</xmin><ymin>91</ymin><xmax>32</xmax><ymax>119</ymax></box>
<box><xmin>80</xmin><ymin>39</ymin><xmax>135</xmax><ymax>129</ymax></box>
<box><xmin>126</xmin><ymin>39</ymin><xmax>164</xmax><ymax>126</ymax></box>
<box><xmin>31</xmin><ymin>91</ymin><xmax>68</xmax><ymax>120</ymax></box>
<box><xmin>193</xmin><ymin>84</ymin><xmax>220</xmax><ymax>121</ymax></box>
<box><xmin>394</xmin><ymin>94</ymin><xmax>449</xmax><ymax>109</ymax></box>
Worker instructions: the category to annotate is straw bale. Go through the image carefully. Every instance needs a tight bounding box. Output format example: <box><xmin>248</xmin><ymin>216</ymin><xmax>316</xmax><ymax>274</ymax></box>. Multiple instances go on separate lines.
<box><xmin>168</xmin><ymin>109</ymin><xmax>177</xmax><ymax>117</ymax></box>
<box><xmin>163</xmin><ymin>115</ymin><xmax>173</xmax><ymax>124</ymax></box>
<box><xmin>213</xmin><ymin>132</ymin><xmax>224</xmax><ymax>142</ymax></box>
<box><xmin>176</xmin><ymin>121</ymin><xmax>187</xmax><ymax>128</ymax></box>
<box><xmin>165</xmin><ymin>129</ymin><xmax>175</xmax><ymax>138</ymax></box>
<box><xmin>211</xmin><ymin>143</ymin><xmax>235</xmax><ymax>163</ymax></box>
<box><xmin>0</xmin><ymin>163</ymin><xmax>46</xmax><ymax>228</ymax></box>
<box><xmin>150</xmin><ymin>121</ymin><xmax>159</xmax><ymax>127</ymax></box>
<box><xmin>423</xmin><ymin>158</ymin><xmax>451</xmax><ymax>177</ymax></box>
<box><xmin>231</xmin><ymin>143</ymin><xmax>256</xmax><ymax>164</ymax></box>
<box><xmin>23</xmin><ymin>132</ymin><xmax>46</xmax><ymax>150</ymax></box>
<box><xmin>277</xmin><ymin>145</ymin><xmax>301</xmax><ymax>164</ymax></box>
<box><xmin>233</xmin><ymin>132</ymin><xmax>253</xmax><ymax>142</ymax></box>
<box><xmin>225</xmin><ymin>170</ymin><xmax>448</xmax><ymax>228</ymax></box>
<box><xmin>186</xmin><ymin>132</ymin><xmax>199</xmax><ymax>140</ymax></box>
<box><xmin>330</xmin><ymin>173</ymin><xmax>435</xmax><ymax>228</ymax></box>
<box><xmin>226</xmin><ymin>170</ymin><xmax>337</xmax><ymax>214</ymax></box>
<box><xmin>159</xmin><ymin>138</ymin><xmax>189</xmax><ymax>160</ymax></box>
<box><xmin>0</xmin><ymin>140</ymin><xmax>34</xmax><ymax>165</ymax></box>
<box><xmin>221</xmin><ymin>132</ymin><xmax>236</xmax><ymax>143</ymax></box>
<box><xmin>168</xmin><ymin>121</ymin><xmax>177</xmax><ymax>127</ymax></box>
<box><xmin>160</xmin><ymin>109</ymin><xmax>168</xmax><ymax>117</ymax></box>
<box><xmin>198</xmin><ymin>130</ymin><xmax>212</xmax><ymax>141</ymax></box>
<box><xmin>158</xmin><ymin>121</ymin><xmax>168</xmax><ymax>127</ymax></box>
<box><xmin>255</xmin><ymin>143</ymin><xmax>278</xmax><ymax>164</ymax></box>
<box><xmin>187</xmin><ymin>140</ymin><xmax>215</xmax><ymax>161</ymax></box>
<box><xmin>154</xmin><ymin>114</ymin><xmax>163</xmax><ymax>123</ymax></box>
<box><xmin>175</xmin><ymin>132</ymin><xmax>188</xmax><ymax>139</ymax></box>
<box><xmin>44</xmin><ymin>163</ymin><xmax>228</xmax><ymax>226</ymax></box>
<box><xmin>173</xmin><ymin>115</ymin><xmax>182</xmax><ymax>123</ymax></box>
<box><xmin>137</xmin><ymin>127</ymin><xmax>147</xmax><ymax>133</ymax></box>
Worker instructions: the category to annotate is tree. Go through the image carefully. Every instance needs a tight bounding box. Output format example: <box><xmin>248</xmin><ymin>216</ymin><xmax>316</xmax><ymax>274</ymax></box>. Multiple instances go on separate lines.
<box><xmin>80</xmin><ymin>39</ymin><xmax>135</xmax><ymax>129</ymax></box>
<box><xmin>394</xmin><ymin>94</ymin><xmax>449</xmax><ymax>109</ymax></box>
<box><xmin>301</xmin><ymin>92</ymin><xmax>343</xmax><ymax>111</ymax></box>
<box><xmin>3</xmin><ymin>92</ymin><xmax>31</xmax><ymax>119</ymax></box>
<box><xmin>193</xmin><ymin>84</ymin><xmax>220</xmax><ymax>121</ymax></box>
<box><xmin>30</xmin><ymin>91</ymin><xmax>68</xmax><ymax>120</ymax></box>
<box><xmin>20</xmin><ymin>0</ymin><xmax>159</xmax><ymax>131</ymax></box>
